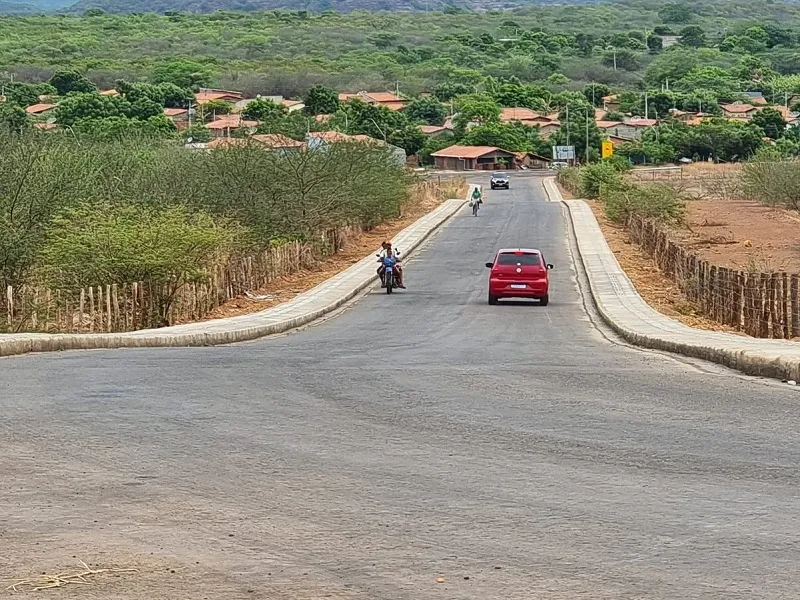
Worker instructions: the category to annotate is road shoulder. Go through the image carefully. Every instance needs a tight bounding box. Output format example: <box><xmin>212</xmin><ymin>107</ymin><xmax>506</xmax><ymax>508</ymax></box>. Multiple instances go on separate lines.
<box><xmin>545</xmin><ymin>177</ymin><xmax>800</xmax><ymax>382</ymax></box>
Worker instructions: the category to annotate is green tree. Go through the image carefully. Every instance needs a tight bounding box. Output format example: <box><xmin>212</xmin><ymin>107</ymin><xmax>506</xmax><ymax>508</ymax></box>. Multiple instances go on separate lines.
<box><xmin>243</xmin><ymin>98</ymin><xmax>287</xmax><ymax>123</ymax></box>
<box><xmin>452</xmin><ymin>94</ymin><xmax>501</xmax><ymax>132</ymax></box>
<box><xmin>647</xmin><ymin>34</ymin><xmax>663</xmax><ymax>53</ymax></box>
<box><xmin>432</xmin><ymin>81</ymin><xmax>472</xmax><ymax>102</ymax></box>
<box><xmin>752</xmin><ymin>107</ymin><xmax>786</xmax><ymax>140</ymax></box>
<box><xmin>405</xmin><ymin>97</ymin><xmax>447</xmax><ymax>126</ymax></box>
<box><xmin>0</xmin><ymin>102</ymin><xmax>29</xmax><ymax>133</ymax></box>
<box><xmin>199</xmin><ymin>100</ymin><xmax>233</xmax><ymax>120</ymax></box>
<box><xmin>5</xmin><ymin>82</ymin><xmax>57</xmax><ymax>107</ymax></box>
<box><xmin>583</xmin><ymin>83</ymin><xmax>610</xmax><ymax>107</ymax></box>
<box><xmin>37</xmin><ymin>202</ymin><xmax>239</xmax><ymax>319</ymax></box>
<box><xmin>151</xmin><ymin>60</ymin><xmax>213</xmax><ymax>89</ymax></box>
<box><xmin>55</xmin><ymin>93</ymin><xmax>125</xmax><ymax>125</ymax></box>
<box><xmin>303</xmin><ymin>85</ymin><xmax>339</xmax><ymax>115</ymax></box>
<box><xmin>341</xmin><ymin>99</ymin><xmax>407</xmax><ymax>140</ymax></box>
<box><xmin>49</xmin><ymin>70</ymin><xmax>97</xmax><ymax>95</ymax></box>
<box><xmin>551</xmin><ymin>112</ymin><xmax>602</xmax><ymax>162</ymax></box>
<box><xmin>602</xmin><ymin>48</ymin><xmax>641</xmax><ymax>71</ymax></box>
<box><xmin>658</xmin><ymin>3</ymin><xmax>693</xmax><ymax>24</ymax></box>
<box><xmin>679</xmin><ymin>26</ymin><xmax>706</xmax><ymax>48</ymax></box>
<box><xmin>183</xmin><ymin>124</ymin><xmax>214</xmax><ymax>143</ymax></box>
<box><xmin>388</xmin><ymin>125</ymin><xmax>426</xmax><ymax>155</ymax></box>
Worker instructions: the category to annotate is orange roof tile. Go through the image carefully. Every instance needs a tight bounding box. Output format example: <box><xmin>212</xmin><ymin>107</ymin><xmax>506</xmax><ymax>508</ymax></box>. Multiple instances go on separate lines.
<box><xmin>25</xmin><ymin>103</ymin><xmax>56</xmax><ymax>114</ymax></box>
<box><xmin>99</xmin><ymin>89</ymin><xmax>119</xmax><ymax>96</ymax></box>
<box><xmin>430</xmin><ymin>145</ymin><xmax>514</xmax><ymax>159</ymax></box>
<box><xmin>595</xmin><ymin>120</ymin><xmax>623</xmax><ymax>128</ymax></box>
<box><xmin>206</xmin><ymin>115</ymin><xmax>258</xmax><ymax>129</ymax></box>
<box><xmin>195</xmin><ymin>89</ymin><xmax>244</xmax><ymax>104</ymax></box>
<box><xmin>251</xmin><ymin>133</ymin><xmax>304</xmax><ymax>148</ymax></box>
<box><xmin>163</xmin><ymin>107</ymin><xmax>188</xmax><ymax>117</ymax></box>
<box><xmin>419</xmin><ymin>125</ymin><xmax>447</xmax><ymax>134</ymax></box>
<box><xmin>721</xmin><ymin>103</ymin><xmax>756</xmax><ymax>113</ymax></box>
<box><xmin>500</xmin><ymin>107</ymin><xmax>541</xmax><ymax>121</ymax></box>
<box><xmin>627</xmin><ymin>118</ymin><xmax>658</xmax><ymax>127</ymax></box>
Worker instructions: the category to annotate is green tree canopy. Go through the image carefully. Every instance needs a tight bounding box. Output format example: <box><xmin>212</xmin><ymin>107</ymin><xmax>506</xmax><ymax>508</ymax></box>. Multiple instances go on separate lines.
<box><xmin>303</xmin><ymin>85</ymin><xmax>339</xmax><ymax>115</ymax></box>
<box><xmin>405</xmin><ymin>96</ymin><xmax>447</xmax><ymax>126</ymax></box>
<box><xmin>49</xmin><ymin>70</ymin><xmax>97</xmax><ymax>95</ymax></box>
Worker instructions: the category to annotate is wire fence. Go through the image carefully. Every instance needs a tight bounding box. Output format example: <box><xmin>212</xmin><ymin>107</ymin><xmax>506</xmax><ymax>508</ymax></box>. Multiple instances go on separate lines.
<box><xmin>628</xmin><ymin>216</ymin><xmax>800</xmax><ymax>339</ymax></box>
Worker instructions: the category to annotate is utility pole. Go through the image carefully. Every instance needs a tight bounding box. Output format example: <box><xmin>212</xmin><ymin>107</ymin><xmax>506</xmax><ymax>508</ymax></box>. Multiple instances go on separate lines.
<box><xmin>585</xmin><ymin>109</ymin><xmax>590</xmax><ymax>164</ymax></box>
<box><xmin>613</xmin><ymin>49</ymin><xmax>617</xmax><ymax>71</ymax></box>
<box><xmin>644</xmin><ymin>90</ymin><xmax>649</xmax><ymax>120</ymax></box>
<box><xmin>565</xmin><ymin>104</ymin><xmax>570</xmax><ymax>147</ymax></box>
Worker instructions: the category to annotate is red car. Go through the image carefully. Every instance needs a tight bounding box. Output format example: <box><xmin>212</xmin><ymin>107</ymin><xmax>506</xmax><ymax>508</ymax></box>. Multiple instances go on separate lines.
<box><xmin>485</xmin><ymin>248</ymin><xmax>553</xmax><ymax>305</ymax></box>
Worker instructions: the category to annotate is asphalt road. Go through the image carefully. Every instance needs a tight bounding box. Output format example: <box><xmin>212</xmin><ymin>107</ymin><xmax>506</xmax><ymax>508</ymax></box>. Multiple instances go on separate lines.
<box><xmin>3</xmin><ymin>175</ymin><xmax>800</xmax><ymax>600</ymax></box>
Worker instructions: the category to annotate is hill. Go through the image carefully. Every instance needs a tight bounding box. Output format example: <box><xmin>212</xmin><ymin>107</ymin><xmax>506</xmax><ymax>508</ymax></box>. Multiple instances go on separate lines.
<box><xmin>65</xmin><ymin>0</ymin><xmax>602</xmax><ymax>14</ymax></box>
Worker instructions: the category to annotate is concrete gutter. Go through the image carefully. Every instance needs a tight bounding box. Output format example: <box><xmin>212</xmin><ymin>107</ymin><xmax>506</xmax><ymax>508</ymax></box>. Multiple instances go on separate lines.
<box><xmin>0</xmin><ymin>192</ymin><xmax>471</xmax><ymax>358</ymax></box>
<box><xmin>545</xmin><ymin>178</ymin><xmax>800</xmax><ymax>381</ymax></box>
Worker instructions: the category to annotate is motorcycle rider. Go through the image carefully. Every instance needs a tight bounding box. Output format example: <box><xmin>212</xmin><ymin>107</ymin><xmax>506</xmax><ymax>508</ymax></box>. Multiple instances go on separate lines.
<box><xmin>377</xmin><ymin>241</ymin><xmax>405</xmax><ymax>288</ymax></box>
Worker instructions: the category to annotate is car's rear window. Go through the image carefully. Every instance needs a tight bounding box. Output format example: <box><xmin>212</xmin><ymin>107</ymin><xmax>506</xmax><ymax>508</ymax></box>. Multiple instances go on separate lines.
<box><xmin>497</xmin><ymin>252</ymin><xmax>540</xmax><ymax>266</ymax></box>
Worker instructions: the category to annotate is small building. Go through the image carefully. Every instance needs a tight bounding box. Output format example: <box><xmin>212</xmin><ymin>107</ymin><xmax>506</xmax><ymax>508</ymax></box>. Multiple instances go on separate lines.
<box><xmin>163</xmin><ymin>107</ymin><xmax>190</xmax><ymax>128</ymax></box>
<box><xmin>515</xmin><ymin>152</ymin><xmax>551</xmax><ymax>169</ymax></box>
<box><xmin>744</xmin><ymin>91</ymin><xmax>768</xmax><ymax>106</ymax></box>
<box><xmin>500</xmin><ymin>107</ymin><xmax>541</xmax><ymax>122</ymax></box>
<box><xmin>430</xmin><ymin>145</ymin><xmax>517</xmax><ymax>171</ymax></box>
<box><xmin>305</xmin><ymin>131</ymin><xmax>406</xmax><ymax>165</ymax></box>
<box><xmin>596</xmin><ymin>120</ymin><xmax>636</xmax><ymax>140</ymax></box>
<box><xmin>418</xmin><ymin>124</ymin><xmax>449</xmax><ymax>136</ymax></box>
<box><xmin>601</xmin><ymin>94</ymin><xmax>620</xmax><ymax>112</ymax></box>
<box><xmin>206</xmin><ymin>115</ymin><xmax>259</xmax><ymax>137</ymax></box>
<box><xmin>281</xmin><ymin>99</ymin><xmax>305</xmax><ymax>113</ymax></box>
<box><xmin>720</xmin><ymin>102</ymin><xmax>758</xmax><ymax>119</ymax></box>
<box><xmin>25</xmin><ymin>103</ymin><xmax>57</xmax><ymax>117</ymax></box>
<box><xmin>250</xmin><ymin>133</ymin><xmax>305</xmax><ymax>151</ymax></box>
<box><xmin>338</xmin><ymin>91</ymin><xmax>408</xmax><ymax>111</ymax></box>
<box><xmin>195</xmin><ymin>88</ymin><xmax>245</xmax><ymax>105</ymax></box>
<box><xmin>99</xmin><ymin>89</ymin><xmax>120</xmax><ymax>97</ymax></box>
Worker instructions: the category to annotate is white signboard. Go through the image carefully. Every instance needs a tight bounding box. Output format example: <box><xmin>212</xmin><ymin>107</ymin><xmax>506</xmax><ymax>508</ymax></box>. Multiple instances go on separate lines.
<box><xmin>552</xmin><ymin>146</ymin><xmax>576</xmax><ymax>160</ymax></box>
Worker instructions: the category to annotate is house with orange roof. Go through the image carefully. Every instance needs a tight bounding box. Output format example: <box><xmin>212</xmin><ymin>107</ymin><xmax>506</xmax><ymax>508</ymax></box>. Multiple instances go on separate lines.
<box><xmin>206</xmin><ymin>115</ymin><xmax>259</xmax><ymax>137</ymax></box>
<box><xmin>500</xmin><ymin>107</ymin><xmax>541</xmax><ymax>122</ymax></box>
<box><xmin>601</xmin><ymin>95</ymin><xmax>620</xmax><ymax>112</ymax></box>
<box><xmin>195</xmin><ymin>88</ymin><xmax>245</xmax><ymax>105</ymax></box>
<box><xmin>163</xmin><ymin>107</ymin><xmax>190</xmax><ymax>128</ymax></box>
<box><xmin>338</xmin><ymin>91</ymin><xmax>408</xmax><ymax>111</ymax></box>
<box><xmin>305</xmin><ymin>131</ymin><xmax>406</xmax><ymax>164</ymax></box>
<box><xmin>418</xmin><ymin>124</ymin><xmax>449</xmax><ymax>136</ymax></box>
<box><xmin>430</xmin><ymin>145</ymin><xmax>517</xmax><ymax>171</ymax></box>
<box><xmin>99</xmin><ymin>89</ymin><xmax>119</xmax><ymax>97</ymax></box>
<box><xmin>25</xmin><ymin>103</ymin><xmax>57</xmax><ymax>117</ymax></box>
<box><xmin>720</xmin><ymin>102</ymin><xmax>758</xmax><ymax>119</ymax></box>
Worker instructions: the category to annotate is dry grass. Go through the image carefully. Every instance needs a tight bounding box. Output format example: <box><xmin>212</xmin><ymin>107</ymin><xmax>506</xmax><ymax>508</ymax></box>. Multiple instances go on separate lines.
<box><xmin>7</xmin><ymin>560</ymin><xmax>138</xmax><ymax>592</ymax></box>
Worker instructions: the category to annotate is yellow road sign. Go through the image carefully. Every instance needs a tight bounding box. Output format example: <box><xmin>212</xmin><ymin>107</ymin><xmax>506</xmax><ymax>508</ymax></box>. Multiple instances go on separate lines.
<box><xmin>602</xmin><ymin>140</ymin><xmax>614</xmax><ymax>158</ymax></box>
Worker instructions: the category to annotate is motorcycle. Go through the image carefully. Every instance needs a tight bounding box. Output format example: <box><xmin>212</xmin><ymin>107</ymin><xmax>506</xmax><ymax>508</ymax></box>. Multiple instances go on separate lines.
<box><xmin>377</xmin><ymin>255</ymin><xmax>397</xmax><ymax>294</ymax></box>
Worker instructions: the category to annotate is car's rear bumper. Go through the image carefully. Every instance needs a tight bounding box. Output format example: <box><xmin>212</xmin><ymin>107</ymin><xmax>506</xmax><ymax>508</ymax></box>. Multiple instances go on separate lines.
<box><xmin>490</xmin><ymin>280</ymin><xmax>548</xmax><ymax>298</ymax></box>
<box><xmin>491</xmin><ymin>183</ymin><xmax>509</xmax><ymax>188</ymax></box>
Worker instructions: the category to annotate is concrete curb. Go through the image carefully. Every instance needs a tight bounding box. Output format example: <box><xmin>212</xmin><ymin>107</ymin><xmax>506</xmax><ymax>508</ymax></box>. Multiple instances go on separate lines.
<box><xmin>0</xmin><ymin>192</ymin><xmax>472</xmax><ymax>358</ymax></box>
<box><xmin>544</xmin><ymin>178</ymin><xmax>800</xmax><ymax>381</ymax></box>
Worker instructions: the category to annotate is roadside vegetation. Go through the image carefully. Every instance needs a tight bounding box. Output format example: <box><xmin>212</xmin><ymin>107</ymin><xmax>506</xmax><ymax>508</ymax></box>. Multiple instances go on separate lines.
<box><xmin>557</xmin><ymin>161</ymin><xmax>687</xmax><ymax>224</ymax></box>
<box><xmin>0</xmin><ymin>131</ymin><xmax>410</xmax><ymax>327</ymax></box>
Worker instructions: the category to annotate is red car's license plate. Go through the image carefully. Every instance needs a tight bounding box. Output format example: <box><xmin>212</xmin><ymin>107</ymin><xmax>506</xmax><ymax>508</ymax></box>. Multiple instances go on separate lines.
<box><xmin>510</xmin><ymin>284</ymin><xmax>527</xmax><ymax>289</ymax></box>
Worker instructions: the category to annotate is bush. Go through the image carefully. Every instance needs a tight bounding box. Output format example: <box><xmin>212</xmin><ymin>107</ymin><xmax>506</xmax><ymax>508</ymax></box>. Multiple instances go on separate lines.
<box><xmin>601</xmin><ymin>182</ymin><xmax>686</xmax><ymax>224</ymax></box>
<box><xmin>579</xmin><ymin>162</ymin><xmax>624</xmax><ymax>198</ymax></box>
<box><xmin>741</xmin><ymin>152</ymin><xmax>800</xmax><ymax>210</ymax></box>
<box><xmin>0</xmin><ymin>132</ymin><xmax>411</xmax><ymax>296</ymax></box>
<box><xmin>556</xmin><ymin>166</ymin><xmax>581</xmax><ymax>195</ymax></box>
